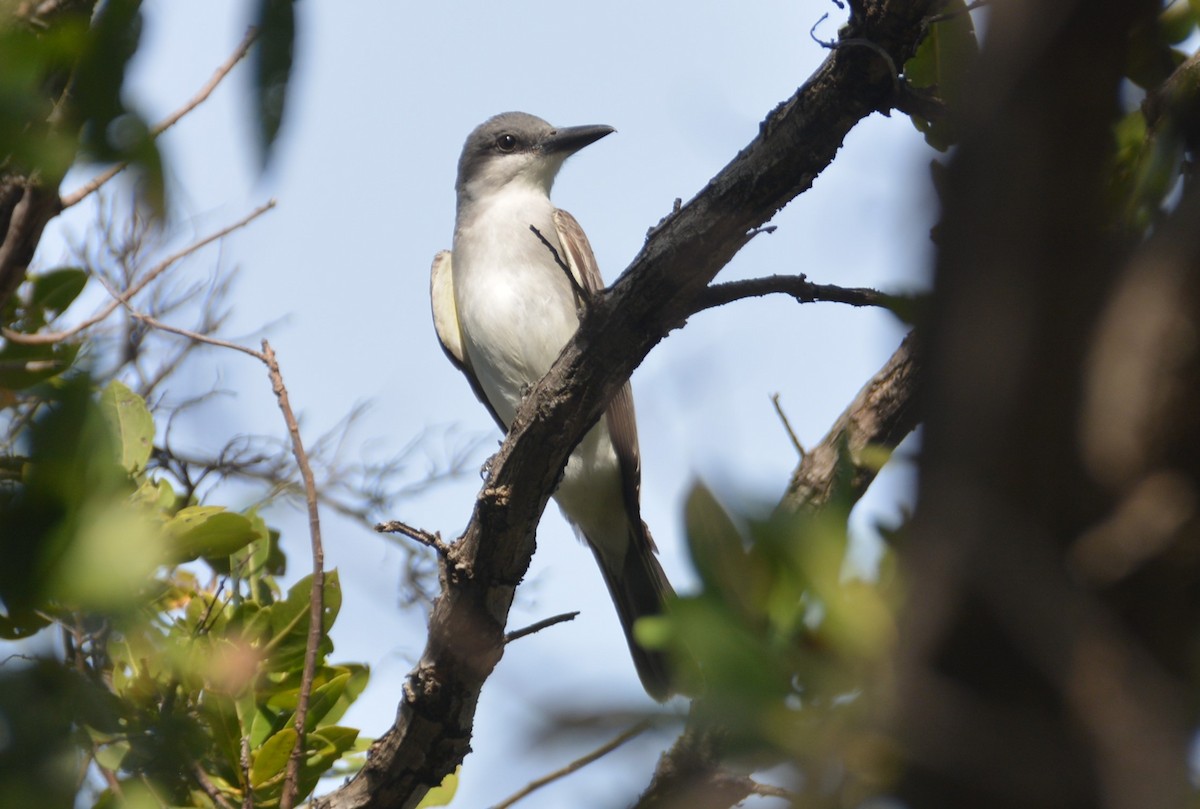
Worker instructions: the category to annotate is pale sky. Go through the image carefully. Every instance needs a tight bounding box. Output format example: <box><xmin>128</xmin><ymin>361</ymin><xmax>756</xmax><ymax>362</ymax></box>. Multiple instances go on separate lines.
<box><xmin>40</xmin><ymin>1</ymin><xmax>937</xmax><ymax>806</ymax></box>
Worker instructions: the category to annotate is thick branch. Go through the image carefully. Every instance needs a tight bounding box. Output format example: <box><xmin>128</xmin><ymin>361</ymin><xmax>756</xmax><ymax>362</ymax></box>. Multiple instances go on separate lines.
<box><xmin>313</xmin><ymin>3</ymin><xmax>939</xmax><ymax>807</ymax></box>
<box><xmin>782</xmin><ymin>329</ymin><xmax>922</xmax><ymax>510</ymax></box>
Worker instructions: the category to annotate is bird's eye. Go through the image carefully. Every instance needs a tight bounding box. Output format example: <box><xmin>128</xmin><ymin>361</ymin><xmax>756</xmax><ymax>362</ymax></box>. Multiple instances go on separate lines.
<box><xmin>496</xmin><ymin>133</ymin><xmax>518</xmax><ymax>152</ymax></box>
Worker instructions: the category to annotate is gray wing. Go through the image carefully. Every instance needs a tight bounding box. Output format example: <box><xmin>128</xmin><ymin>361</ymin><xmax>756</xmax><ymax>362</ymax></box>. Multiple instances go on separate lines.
<box><xmin>430</xmin><ymin>250</ymin><xmax>507</xmax><ymax>432</ymax></box>
<box><xmin>553</xmin><ymin>210</ymin><xmax>655</xmax><ymax>551</ymax></box>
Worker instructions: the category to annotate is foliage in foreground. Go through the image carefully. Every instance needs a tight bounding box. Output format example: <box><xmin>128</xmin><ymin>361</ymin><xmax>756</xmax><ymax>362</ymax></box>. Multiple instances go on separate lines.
<box><xmin>0</xmin><ymin>348</ymin><xmax>368</xmax><ymax>808</ymax></box>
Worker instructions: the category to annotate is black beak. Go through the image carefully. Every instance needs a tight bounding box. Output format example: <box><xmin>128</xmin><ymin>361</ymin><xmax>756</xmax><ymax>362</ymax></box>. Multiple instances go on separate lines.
<box><xmin>540</xmin><ymin>124</ymin><xmax>616</xmax><ymax>155</ymax></box>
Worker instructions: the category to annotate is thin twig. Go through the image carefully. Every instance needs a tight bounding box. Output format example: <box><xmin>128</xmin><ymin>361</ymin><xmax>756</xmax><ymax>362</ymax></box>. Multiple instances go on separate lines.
<box><xmin>89</xmin><ymin>264</ymin><xmax>267</xmax><ymax>361</ymax></box>
<box><xmin>770</xmin><ymin>392</ymin><xmax>806</xmax><ymax>458</ymax></box>
<box><xmin>4</xmin><ymin>200</ymin><xmax>276</xmax><ymax>345</ymax></box>
<box><xmin>489</xmin><ymin>720</ymin><xmax>654</xmax><ymax>809</ymax></box>
<box><xmin>692</xmin><ymin>273</ymin><xmax>898</xmax><ymax>314</ymax></box>
<box><xmin>375</xmin><ymin>519</ymin><xmax>453</xmax><ymax>556</ymax></box>
<box><xmin>128</xmin><ymin>310</ymin><xmax>266</xmax><ymax>361</ymax></box>
<box><xmin>505</xmin><ymin>611</ymin><xmax>581</xmax><ymax>644</ymax></box>
<box><xmin>809</xmin><ymin>13</ymin><xmax>902</xmax><ymax>101</ymax></box>
<box><xmin>240</xmin><ymin>733</ymin><xmax>253</xmax><ymax>809</ymax></box>
<box><xmin>750</xmin><ymin>781</ymin><xmax>797</xmax><ymax>801</ymax></box>
<box><xmin>529</xmin><ymin>224</ymin><xmax>589</xmax><ymax>306</ymax></box>
<box><xmin>60</xmin><ymin>27</ymin><xmax>261</xmax><ymax>209</ymax></box>
<box><xmin>192</xmin><ymin>763</ymin><xmax>237</xmax><ymax>809</ymax></box>
<box><xmin>265</xmin><ymin>340</ymin><xmax>325</xmax><ymax>809</ymax></box>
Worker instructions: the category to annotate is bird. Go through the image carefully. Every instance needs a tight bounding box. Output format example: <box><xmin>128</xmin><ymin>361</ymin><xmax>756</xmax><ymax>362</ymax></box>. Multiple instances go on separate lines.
<box><xmin>429</xmin><ymin>112</ymin><xmax>674</xmax><ymax>700</ymax></box>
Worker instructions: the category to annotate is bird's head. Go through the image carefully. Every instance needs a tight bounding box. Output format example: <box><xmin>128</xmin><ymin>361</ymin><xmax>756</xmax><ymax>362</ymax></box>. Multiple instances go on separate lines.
<box><xmin>455</xmin><ymin>111</ymin><xmax>614</xmax><ymax>203</ymax></box>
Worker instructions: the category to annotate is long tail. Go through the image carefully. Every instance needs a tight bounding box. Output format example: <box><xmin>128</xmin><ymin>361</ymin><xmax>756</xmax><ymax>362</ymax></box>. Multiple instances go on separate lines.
<box><xmin>592</xmin><ymin>526</ymin><xmax>675</xmax><ymax>701</ymax></box>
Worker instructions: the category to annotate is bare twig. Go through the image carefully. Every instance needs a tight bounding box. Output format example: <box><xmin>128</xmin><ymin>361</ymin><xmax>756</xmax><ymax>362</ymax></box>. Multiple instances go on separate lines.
<box><xmin>375</xmin><ymin>520</ymin><xmax>453</xmax><ymax>557</ymax></box>
<box><xmin>691</xmin><ymin>273</ymin><xmax>898</xmax><ymax>315</ymax></box>
<box><xmin>770</xmin><ymin>393</ymin><xmax>805</xmax><ymax>458</ymax></box>
<box><xmin>60</xmin><ymin>27</ymin><xmax>261</xmax><ymax>209</ymax></box>
<box><xmin>192</xmin><ymin>763</ymin><xmax>237</xmax><ymax>809</ymax></box>
<box><xmin>489</xmin><ymin>720</ymin><xmax>654</xmax><ymax>809</ymax></box>
<box><xmin>750</xmin><ymin>781</ymin><xmax>796</xmax><ymax>801</ymax></box>
<box><xmin>504</xmin><ymin>611</ymin><xmax>580</xmax><ymax>644</ymax></box>
<box><xmin>240</xmin><ymin>734</ymin><xmax>253</xmax><ymax>809</ymax></box>
<box><xmin>529</xmin><ymin>224</ymin><xmax>589</xmax><ymax>306</ymax></box>
<box><xmin>4</xmin><ymin>200</ymin><xmax>276</xmax><ymax>345</ymax></box>
<box><xmin>264</xmin><ymin>340</ymin><xmax>325</xmax><ymax>809</ymax></box>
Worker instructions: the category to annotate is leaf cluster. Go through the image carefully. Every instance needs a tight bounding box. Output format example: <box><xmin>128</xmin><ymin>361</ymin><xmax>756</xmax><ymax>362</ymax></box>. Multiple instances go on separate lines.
<box><xmin>643</xmin><ymin>481</ymin><xmax>902</xmax><ymax>805</ymax></box>
<box><xmin>0</xmin><ymin>364</ymin><xmax>368</xmax><ymax>809</ymax></box>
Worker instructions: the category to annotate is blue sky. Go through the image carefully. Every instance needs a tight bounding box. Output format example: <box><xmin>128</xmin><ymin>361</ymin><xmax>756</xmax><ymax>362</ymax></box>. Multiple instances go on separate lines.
<box><xmin>39</xmin><ymin>1</ymin><xmax>938</xmax><ymax>805</ymax></box>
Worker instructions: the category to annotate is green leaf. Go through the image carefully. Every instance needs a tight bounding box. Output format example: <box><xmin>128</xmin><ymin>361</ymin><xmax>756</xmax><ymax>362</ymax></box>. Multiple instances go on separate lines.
<box><xmin>903</xmin><ymin>1</ymin><xmax>980</xmax><ymax>151</ymax></box>
<box><xmin>99</xmin><ymin>380</ymin><xmax>154</xmax><ymax>473</ymax></box>
<box><xmin>30</xmin><ymin>267</ymin><xmax>88</xmax><ymax>315</ymax></box>
<box><xmin>253</xmin><ymin>0</ymin><xmax>296</xmax><ymax>165</ymax></box>
<box><xmin>264</xmin><ymin>571</ymin><xmax>341</xmax><ymax>673</ymax></box>
<box><xmin>94</xmin><ymin>740</ymin><xmax>131</xmax><ymax>771</ymax></box>
<box><xmin>219</xmin><ymin>509</ymin><xmax>273</xmax><ymax>577</ymax></box>
<box><xmin>281</xmin><ymin>673</ymin><xmax>349</xmax><ymax>734</ymax></box>
<box><xmin>250</xmin><ymin>727</ymin><xmax>295</xmax><ymax>788</ymax></box>
<box><xmin>130</xmin><ymin>476</ymin><xmax>177</xmax><ymax>512</ymax></box>
<box><xmin>165</xmin><ymin>507</ymin><xmax>261</xmax><ymax>562</ymax></box>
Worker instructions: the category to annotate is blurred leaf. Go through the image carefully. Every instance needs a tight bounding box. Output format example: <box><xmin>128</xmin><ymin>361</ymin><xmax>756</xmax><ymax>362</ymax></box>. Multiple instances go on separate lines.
<box><xmin>165</xmin><ymin>507</ymin><xmax>261</xmax><ymax>563</ymax></box>
<box><xmin>0</xmin><ymin>663</ymin><xmax>97</xmax><ymax>809</ymax></box>
<box><xmin>30</xmin><ymin>267</ymin><xmax>88</xmax><ymax>315</ymax></box>
<box><xmin>253</xmin><ymin>0</ymin><xmax>296</xmax><ymax>166</ymax></box>
<box><xmin>94</xmin><ymin>740</ymin><xmax>131</xmax><ymax>771</ymax></box>
<box><xmin>130</xmin><ymin>477</ymin><xmax>177</xmax><ymax>512</ymax></box>
<box><xmin>415</xmin><ymin>766</ymin><xmax>460</xmax><ymax>808</ymax></box>
<box><xmin>71</xmin><ymin>0</ymin><xmax>142</xmax><ymax>132</ymax></box>
<box><xmin>50</xmin><ymin>495</ymin><xmax>163</xmax><ymax>609</ymax></box>
<box><xmin>876</xmin><ymin>292</ymin><xmax>927</xmax><ymax>326</ymax></box>
<box><xmin>0</xmin><ymin>22</ymin><xmax>89</xmax><ymax>179</ymax></box>
<box><xmin>0</xmin><ymin>340</ymin><xmax>80</xmax><ymax>390</ymax></box>
<box><xmin>99</xmin><ymin>380</ymin><xmax>154</xmax><ymax>473</ymax></box>
<box><xmin>1110</xmin><ymin>107</ymin><xmax>1184</xmax><ymax>228</ymax></box>
<box><xmin>1125</xmin><ymin>13</ymin><xmax>1183</xmax><ymax>89</ymax></box>
<box><xmin>684</xmin><ymin>483</ymin><xmax>769</xmax><ymax>623</ymax></box>
<box><xmin>0</xmin><ymin>375</ymin><xmax>123</xmax><ymax>613</ymax></box>
<box><xmin>904</xmin><ymin>1</ymin><xmax>979</xmax><ymax>151</ymax></box>
<box><xmin>1160</xmin><ymin>0</ymin><xmax>1198</xmax><ymax>44</ymax></box>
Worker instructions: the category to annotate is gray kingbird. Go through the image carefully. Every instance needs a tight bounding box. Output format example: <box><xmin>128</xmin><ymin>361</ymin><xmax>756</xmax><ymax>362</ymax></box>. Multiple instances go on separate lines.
<box><xmin>430</xmin><ymin>112</ymin><xmax>674</xmax><ymax>700</ymax></box>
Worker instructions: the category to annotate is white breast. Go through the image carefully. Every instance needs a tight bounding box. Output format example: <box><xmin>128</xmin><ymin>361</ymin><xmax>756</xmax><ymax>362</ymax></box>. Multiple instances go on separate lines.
<box><xmin>452</xmin><ymin>186</ymin><xmax>580</xmax><ymax>427</ymax></box>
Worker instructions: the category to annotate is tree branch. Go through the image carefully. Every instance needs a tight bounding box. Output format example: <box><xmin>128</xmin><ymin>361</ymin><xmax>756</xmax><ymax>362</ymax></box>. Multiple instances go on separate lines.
<box><xmin>691</xmin><ymin>273</ymin><xmax>898</xmax><ymax>315</ymax></box>
<box><xmin>313</xmin><ymin>3</ymin><xmax>939</xmax><ymax>807</ymax></box>
<box><xmin>782</xmin><ymin>329</ymin><xmax>922</xmax><ymax>511</ymax></box>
